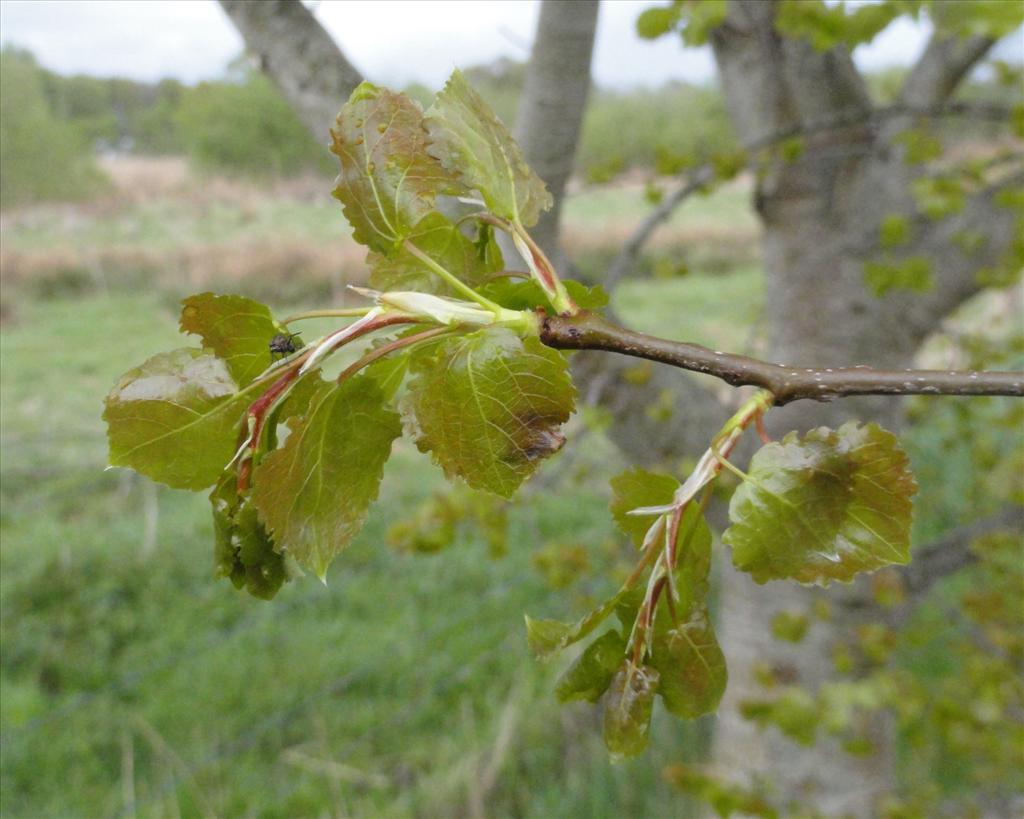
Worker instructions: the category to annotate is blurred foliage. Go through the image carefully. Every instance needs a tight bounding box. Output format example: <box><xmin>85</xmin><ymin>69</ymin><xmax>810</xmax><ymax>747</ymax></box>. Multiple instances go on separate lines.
<box><xmin>0</xmin><ymin>48</ymin><xmax>108</xmax><ymax>207</ymax></box>
<box><xmin>579</xmin><ymin>83</ymin><xmax>736</xmax><ymax>183</ymax></box>
<box><xmin>3</xmin><ymin>44</ymin><xmax>1018</xmax><ymax>198</ymax></box>
<box><xmin>176</xmin><ymin>70</ymin><xmax>333</xmax><ymax>178</ymax></box>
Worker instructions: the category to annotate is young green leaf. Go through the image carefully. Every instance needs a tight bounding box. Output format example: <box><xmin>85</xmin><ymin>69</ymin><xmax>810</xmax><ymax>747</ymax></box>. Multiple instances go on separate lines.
<box><xmin>252</xmin><ymin>376</ymin><xmax>402</xmax><ymax>579</ymax></box>
<box><xmin>609</xmin><ymin>467</ymin><xmax>679</xmax><ymax>548</ymax></box>
<box><xmin>555</xmin><ymin>629</ymin><xmax>627</xmax><ymax>704</ymax></box>
<box><xmin>179</xmin><ymin>293</ymin><xmax>286</xmax><ymax>387</ymax></box>
<box><xmin>330</xmin><ymin>82</ymin><xmax>459</xmax><ymax>253</ymax></box>
<box><xmin>647</xmin><ymin>504</ymin><xmax>727</xmax><ymax>719</ymax></box>
<box><xmin>211</xmin><ymin>475</ymin><xmax>292</xmax><ymax>601</ymax></box>
<box><xmin>603</xmin><ymin>661</ymin><xmax>660</xmax><ymax>759</ymax></box>
<box><xmin>403</xmin><ymin>327</ymin><xmax>575</xmax><ymax>498</ymax></box>
<box><xmin>104</xmin><ymin>348</ymin><xmax>254</xmax><ymax>490</ymax></box>
<box><xmin>425</xmin><ymin>69</ymin><xmax>552</xmax><ymax>227</ymax></box>
<box><xmin>651</xmin><ymin>608</ymin><xmax>727</xmax><ymax>719</ymax></box>
<box><xmin>478</xmin><ymin>278</ymin><xmax>609</xmax><ymax>313</ymax></box>
<box><xmin>367</xmin><ymin>211</ymin><xmax>502</xmax><ymax>295</ymax></box>
<box><xmin>724</xmin><ymin>422</ymin><xmax>917</xmax><ymax>585</ymax></box>
<box><xmin>636</xmin><ymin>5</ymin><xmax>682</xmax><ymax>39</ymax></box>
<box><xmin>525</xmin><ymin>592</ymin><xmax>624</xmax><ymax>660</ymax></box>
<box><xmin>670</xmin><ymin>504</ymin><xmax>713</xmax><ymax>609</ymax></box>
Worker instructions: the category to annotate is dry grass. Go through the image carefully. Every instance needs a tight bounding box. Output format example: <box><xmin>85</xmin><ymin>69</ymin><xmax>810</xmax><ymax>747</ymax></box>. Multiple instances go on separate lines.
<box><xmin>0</xmin><ymin>155</ymin><xmax>759</xmax><ymax>318</ymax></box>
<box><xmin>0</xmin><ymin>156</ymin><xmax>371</xmax><ymax>312</ymax></box>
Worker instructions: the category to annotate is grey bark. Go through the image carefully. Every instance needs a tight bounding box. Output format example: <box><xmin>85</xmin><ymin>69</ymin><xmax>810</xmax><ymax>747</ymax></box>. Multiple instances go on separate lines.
<box><xmin>708</xmin><ymin>3</ymin><xmax>1010</xmax><ymax>815</ymax></box>
<box><xmin>513</xmin><ymin>0</ymin><xmax>600</xmax><ymax>260</ymax></box>
<box><xmin>899</xmin><ymin>32</ymin><xmax>995</xmax><ymax>109</ymax></box>
<box><xmin>217</xmin><ymin>0</ymin><xmax>363</xmax><ymax>139</ymax></box>
<box><xmin>508</xmin><ymin>0</ymin><xmax>723</xmax><ymax>463</ymax></box>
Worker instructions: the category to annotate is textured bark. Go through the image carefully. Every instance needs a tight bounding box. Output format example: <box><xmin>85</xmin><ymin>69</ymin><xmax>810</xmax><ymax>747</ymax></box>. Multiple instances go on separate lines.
<box><xmin>707</xmin><ymin>3</ymin><xmax>1008</xmax><ymax>815</ymax></box>
<box><xmin>507</xmin><ymin>0</ymin><xmax>706</xmax><ymax>466</ymax></box>
<box><xmin>513</xmin><ymin>0</ymin><xmax>600</xmax><ymax>259</ymax></box>
<box><xmin>217</xmin><ymin>0</ymin><xmax>363</xmax><ymax>138</ymax></box>
<box><xmin>899</xmin><ymin>32</ymin><xmax>995</xmax><ymax>109</ymax></box>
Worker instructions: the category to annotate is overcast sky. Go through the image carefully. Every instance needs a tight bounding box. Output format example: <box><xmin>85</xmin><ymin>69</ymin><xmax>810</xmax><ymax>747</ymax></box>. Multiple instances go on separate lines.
<box><xmin>0</xmin><ymin>0</ymin><xmax>1018</xmax><ymax>90</ymax></box>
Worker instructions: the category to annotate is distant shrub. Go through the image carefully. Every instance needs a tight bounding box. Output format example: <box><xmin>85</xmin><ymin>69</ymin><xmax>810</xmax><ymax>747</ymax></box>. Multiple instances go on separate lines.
<box><xmin>577</xmin><ymin>83</ymin><xmax>736</xmax><ymax>181</ymax></box>
<box><xmin>176</xmin><ymin>72</ymin><xmax>333</xmax><ymax>178</ymax></box>
<box><xmin>0</xmin><ymin>49</ymin><xmax>107</xmax><ymax>208</ymax></box>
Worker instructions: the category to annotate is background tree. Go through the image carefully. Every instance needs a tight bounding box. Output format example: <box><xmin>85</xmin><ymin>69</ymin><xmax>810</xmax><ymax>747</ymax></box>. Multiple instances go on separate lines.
<box><xmin>207</xmin><ymin>1</ymin><xmax>1022</xmax><ymax>814</ymax></box>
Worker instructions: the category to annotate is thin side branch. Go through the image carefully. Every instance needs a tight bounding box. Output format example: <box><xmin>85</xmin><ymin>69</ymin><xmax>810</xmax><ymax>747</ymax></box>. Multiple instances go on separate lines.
<box><xmin>900</xmin><ymin>506</ymin><xmax>1024</xmax><ymax>598</ymax></box>
<box><xmin>604</xmin><ymin>165</ymin><xmax>717</xmax><ymax>291</ymax></box>
<box><xmin>899</xmin><ymin>32</ymin><xmax>994</xmax><ymax>109</ymax></box>
<box><xmin>540</xmin><ymin>311</ymin><xmax>1024</xmax><ymax>405</ymax></box>
<box><xmin>604</xmin><ymin>101</ymin><xmax>1015</xmax><ymax>290</ymax></box>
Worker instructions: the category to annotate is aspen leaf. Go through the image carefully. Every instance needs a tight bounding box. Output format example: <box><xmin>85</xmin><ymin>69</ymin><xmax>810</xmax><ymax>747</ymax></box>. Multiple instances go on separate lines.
<box><xmin>525</xmin><ymin>593</ymin><xmax>623</xmax><ymax>660</ymax></box>
<box><xmin>609</xmin><ymin>467</ymin><xmax>679</xmax><ymax>548</ymax></box>
<box><xmin>724</xmin><ymin>422</ymin><xmax>917</xmax><ymax>585</ymax></box>
<box><xmin>404</xmin><ymin>327</ymin><xmax>575</xmax><ymax>498</ymax></box>
<box><xmin>603</xmin><ymin>661</ymin><xmax>660</xmax><ymax>759</ymax></box>
<box><xmin>211</xmin><ymin>474</ymin><xmax>291</xmax><ymax>601</ymax></box>
<box><xmin>252</xmin><ymin>377</ymin><xmax>402</xmax><ymax>579</ymax></box>
<box><xmin>648</xmin><ymin>505</ymin><xmax>727</xmax><ymax>719</ymax></box>
<box><xmin>478</xmin><ymin>278</ymin><xmax>609</xmax><ymax>313</ymax></box>
<box><xmin>179</xmin><ymin>292</ymin><xmax>286</xmax><ymax>387</ymax></box>
<box><xmin>104</xmin><ymin>348</ymin><xmax>252</xmax><ymax>490</ymax></box>
<box><xmin>425</xmin><ymin>69</ymin><xmax>552</xmax><ymax>226</ymax></box>
<box><xmin>555</xmin><ymin>630</ymin><xmax>627</xmax><ymax>704</ymax></box>
<box><xmin>367</xmin><ymin>211</ymin><xmax>502</xmax><ymax>295</ymax></box>
<box><xmin>331</xmin><ymin>82</ymin><xmax>459</xmax><ymax>253</ymax></box>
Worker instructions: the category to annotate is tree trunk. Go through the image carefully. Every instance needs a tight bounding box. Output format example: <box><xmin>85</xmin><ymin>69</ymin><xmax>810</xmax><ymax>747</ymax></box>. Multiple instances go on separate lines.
<box><xmin>707</xmin><ymin>3</ymin><xmax>1009</xmax><ymax>814</ymax></box>
<box><xmin>217</xmin><ymin>0</ymin><xmax>363</xmax><ymax>138</ymax></box>
<box><xmin>513</xmin><ymin>0</ymin><xmax>600</xmax><ymax>260</ymax></box>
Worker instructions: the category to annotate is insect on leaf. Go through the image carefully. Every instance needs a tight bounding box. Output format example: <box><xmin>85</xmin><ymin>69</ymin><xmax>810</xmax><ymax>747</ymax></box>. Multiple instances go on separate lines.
<box><xmin>179</xmin><ymin>293</ymin><xmax>286</xmax><ymax>387</ymax></box>
<box><xmin>425</xmin><ymin>69</ymin><xmax>552</xmax><ymax>227</ymax></box>
<box><xmin>724</xmin><ymin>422</ymin><xmax>917</xmax><ymax>585</ymax></box>
<box><xmin>104</xmin><ymin>348</ymin><xmax>254</xmax><ymax>490</ymax></box>
<box><xmin>331</xmin><ymin>82</ymin><xmax>461</xmax><ymax>254</ymax></box>
<box><xmin>252</xmin><ymin>376</ymin><xmax>402</xmax><ymax>580</ymax></box>
<box><xmin>404</xmin><ymin>327</ymin><xmax>575</xmax><ymax>498</ymax></box>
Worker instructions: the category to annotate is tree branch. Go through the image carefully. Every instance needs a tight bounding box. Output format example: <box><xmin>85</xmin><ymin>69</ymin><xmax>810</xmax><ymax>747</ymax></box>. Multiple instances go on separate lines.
<box><xmin>899</xmin><ymin>32</ymin><xmax>994</xmax><ymax>109</ymax></box>
<box><xmin>603</xmin><ymin>101</ymin><xmax>1014</xmax><ymax>291</ymax></box>
<box><xmin>513</xmin><ymin>0</ymin><xmax>599</xmax><ymax>260</ymax></box>
<box><xmin>540</xmin><ymin>311</ymin><xmax>1024</xmax><ymax>405</ymax></box>
<box><xmin>900</xmin><ymin>506</ymin><xmax>1024</xmax><ymax>598</ymax></box>
<box><xmin>217</xmin><ymin>0</ymin><xmax>363</xmax><ymax>138</ymax></box>
<box><xmin>604</xmin><ymin>165</ymin><xmax>717</xmax><ymax>291</ymax></box>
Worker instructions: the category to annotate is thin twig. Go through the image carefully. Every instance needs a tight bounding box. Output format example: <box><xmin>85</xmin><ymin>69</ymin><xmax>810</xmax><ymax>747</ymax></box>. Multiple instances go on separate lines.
<box><xmin>540</xmin><ymin>311</ymin><xmax>1024</xmax><ymax>405</ymax></box>
<box><xmin>900</xmin><ymin>506</ymin><xmax>1024</xmax><ymax>597</ymax></box>
<box><xmin>603</xmin><ymin>101</ymin><xmax>1020</xmax><ymax>290</ymax></box>
<box><xmin>604</xmin><ymin>165</ymin><xmax>717</xmax><ymax>291</ymax></box>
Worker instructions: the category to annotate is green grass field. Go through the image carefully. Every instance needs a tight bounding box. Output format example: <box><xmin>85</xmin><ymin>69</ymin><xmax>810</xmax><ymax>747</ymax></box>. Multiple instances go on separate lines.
<box><xmin>1</xmin><ymin>289</ymin><xmax>720</xmax><ymax>817</ymax></box>
<box><xmin>1</xmin><ymin>172</ymin><xmax>764</xmax><ymax>816</ymax></box>
<box><xmin>1</xmin><ymin>163</ymin><xmax>1019</xmax><ymax>817</ymax></box>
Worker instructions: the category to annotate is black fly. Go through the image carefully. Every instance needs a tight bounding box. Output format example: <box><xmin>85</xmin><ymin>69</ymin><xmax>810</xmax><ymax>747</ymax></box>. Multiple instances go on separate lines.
<box><xmin>269</xmin><ymin>332</ymin><xmax>301</xmax><ymax>360</ymax></box>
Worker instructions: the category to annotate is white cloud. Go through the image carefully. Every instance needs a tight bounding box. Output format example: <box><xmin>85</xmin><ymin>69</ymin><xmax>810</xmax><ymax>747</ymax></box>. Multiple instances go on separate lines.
<box><xmin>0</xmin><ymin>0</ymin><xmax>1015</xmax><ymax>90</ymax></box>
<box><xmin>0</xmin><ymin>0</ymin><xmax>242</xmax><ymax>81</ymax></box>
